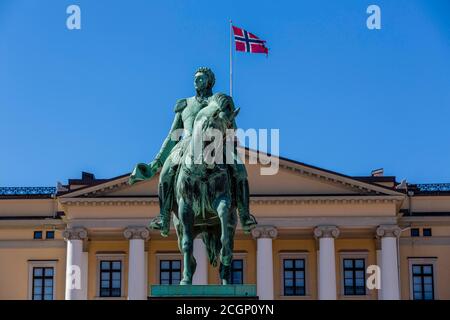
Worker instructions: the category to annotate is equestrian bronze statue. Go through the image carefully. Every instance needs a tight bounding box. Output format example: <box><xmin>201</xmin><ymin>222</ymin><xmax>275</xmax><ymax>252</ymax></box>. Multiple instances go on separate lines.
<box><xmin>129</xmin><ymin>67</ymin><xmax>257</xmax><ymax>284</ymax></box>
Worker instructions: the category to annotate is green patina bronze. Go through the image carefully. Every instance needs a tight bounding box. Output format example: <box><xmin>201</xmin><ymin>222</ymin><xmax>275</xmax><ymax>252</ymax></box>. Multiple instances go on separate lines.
<box><xmin>150</xmin><ymin>284</ymin><xmax>256</xmax><ymax>297</ymax></box>
<box><xmin>129</xmin><ymin>67</ymin><xmax>257</xmax><ymax>285</ymax></box>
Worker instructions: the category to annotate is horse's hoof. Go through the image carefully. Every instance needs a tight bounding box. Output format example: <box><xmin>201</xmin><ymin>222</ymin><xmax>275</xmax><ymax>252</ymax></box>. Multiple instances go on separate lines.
<box><xmin>180</xmin><ymin>279</ymin><xmax>191</xmax><ymax>285</ymax></box>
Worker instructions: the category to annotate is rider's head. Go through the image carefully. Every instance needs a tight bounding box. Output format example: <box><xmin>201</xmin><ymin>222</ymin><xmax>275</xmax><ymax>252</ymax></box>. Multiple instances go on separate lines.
<box><xmin>194</xmin><ymin>67</ymin><xmax>215</xmax><ymax>97</ymax></box>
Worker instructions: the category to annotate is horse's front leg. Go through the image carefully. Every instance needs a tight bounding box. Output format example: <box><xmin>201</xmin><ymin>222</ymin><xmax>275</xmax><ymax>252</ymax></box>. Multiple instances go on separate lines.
<box><xmin>215</xmin><ymin>198</ymin><xmax>232</xmax><ymax>273</ymax></box>
<box><xmin>179</xmin><ymin>198</ymin><xmax>196</xmax><ymax>285</ymax></box>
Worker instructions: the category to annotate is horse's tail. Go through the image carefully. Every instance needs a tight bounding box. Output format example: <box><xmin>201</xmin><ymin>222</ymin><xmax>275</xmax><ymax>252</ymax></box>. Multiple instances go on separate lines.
<box><xmin>202</xmin><ymin>230</ymin><xmax>222</xmax><ymax>268</ymax></box>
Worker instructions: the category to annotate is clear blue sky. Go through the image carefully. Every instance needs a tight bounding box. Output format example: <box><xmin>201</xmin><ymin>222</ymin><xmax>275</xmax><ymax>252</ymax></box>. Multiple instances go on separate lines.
<box><xmin>1</xmin><ymin>0</ymin><xmax>449</xmax><ymax>186</ymax></box>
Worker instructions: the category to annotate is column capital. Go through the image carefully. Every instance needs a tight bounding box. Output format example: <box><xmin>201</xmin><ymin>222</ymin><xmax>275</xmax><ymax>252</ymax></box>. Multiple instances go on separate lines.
<box><xmin>251</xmin><ymin>226</ymin><xmax>278</xmax><ymax>239</ymax></box>
<box><xmin>314</xmin><ymin>225</ymin><xmax>340</xmax><ymax>239</ymax></box>
<box><xmin>124</xmin><ymin>227</ymin><xmax>150</xmax><ymax>240</ymax></box>
<box><xmin>376</xmin><ymin>225</ymin><xmax>401</xmax><ymax>238</ymax></box>
<box><xmin>63</xmin><ymin>227</ymin><xmax>88</xmax><ymax>241</ymax></box>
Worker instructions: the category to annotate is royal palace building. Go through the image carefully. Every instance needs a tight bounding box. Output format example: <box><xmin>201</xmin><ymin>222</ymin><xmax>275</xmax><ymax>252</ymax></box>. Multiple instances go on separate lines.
<box><xmin>1</xmin><ymin>149</ymin><xmax>449</xmax><ymax>300</ymax></box>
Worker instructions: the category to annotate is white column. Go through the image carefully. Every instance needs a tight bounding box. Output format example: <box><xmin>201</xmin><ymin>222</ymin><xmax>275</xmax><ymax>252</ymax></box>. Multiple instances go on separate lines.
<box><xmin>192</xmin><ymin>237</ymin><xmax>208</xmax><ymax>285</ymax></box>
<box><xmin>376</xmin><ymin>225</ymin><xmax>401</xmax><ymax>300</ymax></box>
<box><xmin>252</xmin><ymin>226</ymin><xmax>277</xmax><ymax>300</ymax></box>
<box><xmin>63</xmin><ymin>227</ymin><xmax>88</xmax><ymax>300</ymax></box>
<box><xmin>376</xmin><ymin>239</ymin><xmax>382</xmax><ymax>300</ymax></box>
<box><xmin>314</xmin><ymin>226</ymin><xmax>339</xmax><ymax>300</ymax></box>
<box><xmin>124</xmin><ymin>227</ymin><xmax>150</xmax><ymax>300</ymax></box>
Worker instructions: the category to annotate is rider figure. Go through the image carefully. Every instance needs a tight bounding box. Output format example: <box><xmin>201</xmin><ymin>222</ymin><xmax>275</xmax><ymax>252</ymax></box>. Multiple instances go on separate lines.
<box><xmin>129</xmin><ymin>67</ymin><xmax>257</xmax><ymax>237</ymax></box>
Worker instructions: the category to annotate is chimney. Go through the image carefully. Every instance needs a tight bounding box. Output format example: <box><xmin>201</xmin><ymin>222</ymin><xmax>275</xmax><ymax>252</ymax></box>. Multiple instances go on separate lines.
<box><xmin>371</xmin><ymin>168</ymin><xmax>384</xmax><ymax>177</ymax></box>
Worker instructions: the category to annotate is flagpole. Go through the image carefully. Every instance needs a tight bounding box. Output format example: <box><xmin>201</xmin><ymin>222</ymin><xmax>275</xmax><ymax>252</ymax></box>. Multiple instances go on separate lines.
<box><xmin>229</xmin><ymin>19</ymin><xmax>233</xmax><ymax>97</ymax></box>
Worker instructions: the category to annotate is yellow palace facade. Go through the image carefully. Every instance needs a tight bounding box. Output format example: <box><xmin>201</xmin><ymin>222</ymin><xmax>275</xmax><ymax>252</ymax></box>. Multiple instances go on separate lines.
<box><xmin>1</xmin><ymin>149</ymin><xmax>449</xmax><ymax>300</ymax></box>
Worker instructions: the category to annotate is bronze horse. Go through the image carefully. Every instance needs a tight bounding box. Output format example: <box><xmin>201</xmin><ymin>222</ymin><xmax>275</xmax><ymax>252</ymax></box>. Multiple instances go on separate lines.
<box><xmin>172</xmin><ymin>93</ymin><xmax>240</xmax><ymax>285</ymax></box>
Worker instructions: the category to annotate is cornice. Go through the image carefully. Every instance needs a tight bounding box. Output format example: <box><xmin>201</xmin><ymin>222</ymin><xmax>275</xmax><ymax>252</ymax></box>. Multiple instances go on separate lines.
<box><xmin>58</xmin><ymin>195</ymin><xmax>404</xmax><ymax>207</ymax></box>
<box><xmin>59</xmin><ymin>197</ymin><xmax>159</xmax><ymax>206</ymax></box>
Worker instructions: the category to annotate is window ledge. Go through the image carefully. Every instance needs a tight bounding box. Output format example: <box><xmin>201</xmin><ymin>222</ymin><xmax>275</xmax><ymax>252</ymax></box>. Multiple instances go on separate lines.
<box><xmin>94</xmin><ymin>296</ymin><xmax>127</xmax><ymax>300</ymax></box>
<box><xmin>338</xmin><ymin>294</ymin><xmax>373</xmax><ymax>300</ymax></box>
<box><xmin>278</xmin><ymin>295</ymin><xmax>312</xmax><ymax>300</ymax></box>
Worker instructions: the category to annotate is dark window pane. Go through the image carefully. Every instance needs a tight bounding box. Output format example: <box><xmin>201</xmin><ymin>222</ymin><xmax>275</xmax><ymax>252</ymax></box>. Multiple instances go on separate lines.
<box><xmin>295</xmin><ymin>259</ymin><xmax>304</xmax><ymax>269</ymax></box>
<box><xmin>101</xmin><ymin>272</ymin><xmax>110</xmax><ymax>280</ymax></box>
<box><xmin>285</xmin><ymin>287</ymin><xmax>294</xmax><ymax>296</ymax></box>
<box><xmin>44</xmin><ymin>294</ymin><xmax>53</xmax><ymax>300</ymax></box>
<box><xmin>423</xmin><ymin>276</ymin><xmax>433</xmax><ymax>284</ymax></box>
<box><xmin>356</xmin><ymin>278</ymin><xmax>365</xmax><ymax>287</ymax></box>
<box><xmin>46</xmin><ymin>231</ymin><xmax>55</xmax><ymax>239</ymax></box>
<box><xmin>344</xmin><ymin>271</ymin><xmax>353</xmax><ymax>279</ymax></box>
<box><xmin>161</xmin><ymin>261</ymin><xmax>170</xmax><ymax>269</ymax></box>
<box><xmin>344</xmin><ymin>259</ymin><xmax>353</xmax><ymax>268</ymax></box>
<box><xmin>112</xmin><ymin>261</ymin><xmax>121</xmax><ymax>270</ymax></box>
<box><xmin>34</xmin><ymin>268</ymin><xmax>43</xmax><ymax>276</ymax></box>
<box><xmin>412</xmin><ymin>266</ymin><xmax>421</xmax><ymax>274</ymax></box>
<box><xmin>44</xmin><ymin>268</ymin><xmax>53</xmax><ymax>276</ymax></box>
<box><xmin>423</xmin><ymin>266</ymin><xmax>432</xmax><ymax>274</ymax></box>
<box><xmin>34</xmin><ymin>231</ymin><xmax>43</xmax><ymax>239</ymax></box>
<box><xmin>284</xmin><ymin>259</ymin><xmax>293</xmax><ymax>269</ymax></box>
<box><xmin>111</xmin><ymin>288</ymin><xmax>121</xmax><ymax>297</ymax></box>
<box><xmin>33</xmin><ymin>294</ymin><xmax>42</xmax><ymax>300</ymax></box>
<box><xmin>354</xmin><ymin>259</ymin><xmax>364</xmax><ymax>269</ymax></box>
<box><xmin>101</xmin><ymin>261</ymin><xmax>110</xmax><ymax>270</ymax></box>
<box><xmin>161</xmin><ymin>272</ymin><xmax>170</xmax><ymax>280</ymax></box>
<box><xmin>112</xmin><ymin>272</ymin><xmax>121</xmax><ymax>280</ymax></box>
<box><xmin>423</xmin><ymin>228</ymin><xmax>432</xmax><ymax>237</ymax></box>
<box><xmin>100</xmin><ymin>288</ymin><xmax>109</xmax><ymax>296</ymax></box>
<box><xmin>410</xmin><ymin>228</ymin><xmax>420</xmax><ymax>237</ymax></box>
<box><xmin>233</xmin><ymin>260</ymin><xmax>242</xmax><ymax>269</ymax></box>
<box><xmin>172</xmin><ymin>261</ymin><xmax>181</xmax><ymax>270</ymax></box>
<box><xmin>356</xmin><ymin>287</ymin><xmax>365</xmax><ymax>295</ymax></box>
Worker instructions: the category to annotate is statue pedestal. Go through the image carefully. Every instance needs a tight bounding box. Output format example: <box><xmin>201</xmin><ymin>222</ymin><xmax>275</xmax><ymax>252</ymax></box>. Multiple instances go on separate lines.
<box><xmin>149</xmin><ymin>285</ymin><xmax>257</xmax><ymax>300</ymax></box>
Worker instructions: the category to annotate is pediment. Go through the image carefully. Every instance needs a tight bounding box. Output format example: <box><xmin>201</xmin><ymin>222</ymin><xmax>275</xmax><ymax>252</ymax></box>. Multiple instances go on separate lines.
<box><xmin>59</xmin><ymin>148</ymin><xmax>403</xmax><ymax>199</ymax></box>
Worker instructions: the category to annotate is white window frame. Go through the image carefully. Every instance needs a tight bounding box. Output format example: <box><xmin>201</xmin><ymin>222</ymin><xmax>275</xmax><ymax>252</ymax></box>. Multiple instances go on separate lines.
<box><xmin>28</xmin><ymin>260</ymin><xmax>58</xmax><ymax>300</ymax></box>
<box><xmin>408</xmin><ymin>257</ymin><xmax>438</xmax><ymax>300</ymax></box>
<box><xmin>95</xmin><ymin>253</ymin><xmax>126</xmax><ymax>299</ymax></box>
<box><xmin>156</xmin><ymin>253</ymin><xmax>183</xmax><ymax>285</ymax></box>
<box><xmin>339</xmin><ymin>251</ymin><xmax>369</xmax><ymax>298</ymax></box>
<box><xmin>279</xmin><ymin>252</ymin><xmax>310</xmax><ymax>298</ymax></box>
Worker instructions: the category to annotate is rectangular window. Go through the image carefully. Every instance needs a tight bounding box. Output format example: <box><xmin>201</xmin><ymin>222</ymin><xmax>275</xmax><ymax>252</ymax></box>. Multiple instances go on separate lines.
<box><xmin>230</xmin><ymin>259</ymin><xmax>244</xmax><ymax>284</ymax></box>
<box><xmin>410</xmin><ymin>228</ymin><xmax>420</xmax><ymax>237</ymax></box>
<box><xmin>33</xmin><ymin>231</ymin><xmax>43</xmax><ymax>239</ymax></box>
<box><xmin>412</xmin><ymin>264</ymin><xmax>434</xmax><ymax>300</ymax></box>
<box><xmin>343</xmin><ymin>259</ymin><xmax>366</xmax><ymax>295</ymax></box>
<box><xmin>99</xmin><ymin>260</ymin><xmax>122</xmax><ymax>297</ymax></box>
<box><xmin>283</xmin><ymin>259</ymin><xmax>305</xmax><ymax>296</ymax></box>
<box><xmin>32</xmin><ymin>267</ymin><xmax>54</xmax><ymax>300</ymax></box>
<box><xmin>160</xmin><ymin>260</ymin><xmax>181</xmax><ymax>285</ymax></box>
<box><xmin>46</xmin><ymin>231</ymin><xmax>55</xmax><ymax>239</ymax></box>
<box><xmin>423</xmin><ymin>228</ymin><xmax>432</xmax><ymax>237</ymax></box>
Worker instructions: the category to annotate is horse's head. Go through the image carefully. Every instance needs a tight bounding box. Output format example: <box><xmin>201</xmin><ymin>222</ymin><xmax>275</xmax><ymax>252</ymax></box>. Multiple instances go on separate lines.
<box><xmin>197</xmin><ymin>93</ymin><xmax>239</xmax><ymax>136</ymax></box>
<box><xmin>189</xmin><ymin>93</ymin><xmax>239</xmax><ymax>167</ymax></box>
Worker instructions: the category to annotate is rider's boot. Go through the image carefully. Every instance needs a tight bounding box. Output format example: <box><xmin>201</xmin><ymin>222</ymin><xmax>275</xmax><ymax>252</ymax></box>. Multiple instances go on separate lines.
<box><xmin>149</xmin><ymin>182</ymin><xmax>172</xmax><ymax>237</ymax></box>
<box><xmin>236</xmin><ymin>179</ymin><xmax>257</xmax><ymax>234</ymax></box>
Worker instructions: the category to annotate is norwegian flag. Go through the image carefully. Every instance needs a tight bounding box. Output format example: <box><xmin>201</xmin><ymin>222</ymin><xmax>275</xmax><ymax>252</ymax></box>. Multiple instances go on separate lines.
<box><xmin>232</xmin><ymin>25</ymin><xmax>269</xmax><ymax>55</ymax></box>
